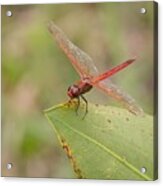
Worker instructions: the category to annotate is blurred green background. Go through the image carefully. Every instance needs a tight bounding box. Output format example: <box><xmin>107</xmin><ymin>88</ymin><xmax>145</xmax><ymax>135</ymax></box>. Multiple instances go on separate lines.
<box><xmin>2</xmin><ymin>2</ymin><xmax>154</xmax><ymax>178</ymax></box>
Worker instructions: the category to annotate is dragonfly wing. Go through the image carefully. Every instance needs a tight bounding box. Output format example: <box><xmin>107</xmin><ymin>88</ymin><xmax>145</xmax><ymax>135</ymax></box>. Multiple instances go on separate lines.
<box><xmin>94</xmin><ymin>79</ymin><xmax>144</xmax><ymax>116</ymax></box>
<box><xmin>48</xmin><ymin>21</ymin><xmax>98</xmax><ymax>78</ymax></box>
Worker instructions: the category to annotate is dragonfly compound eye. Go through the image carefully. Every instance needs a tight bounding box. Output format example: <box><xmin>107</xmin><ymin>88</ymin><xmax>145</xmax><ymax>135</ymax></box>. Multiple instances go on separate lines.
<box><xmin>67</xmin><ymin>85</ymin><xmax>80</xmax><ymax>98</ymax></box>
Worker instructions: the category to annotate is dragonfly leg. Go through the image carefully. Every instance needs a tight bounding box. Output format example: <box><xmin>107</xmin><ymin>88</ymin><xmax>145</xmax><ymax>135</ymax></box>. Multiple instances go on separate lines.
<box><xmin>81</xmin><ymin>95</ymin><xmax>88</xmax><ymax>119</ymax></box>
<box><xmin>75</xmin><ymin>97</ymin><xmax>80</xmax><ymax>115</ymax></box>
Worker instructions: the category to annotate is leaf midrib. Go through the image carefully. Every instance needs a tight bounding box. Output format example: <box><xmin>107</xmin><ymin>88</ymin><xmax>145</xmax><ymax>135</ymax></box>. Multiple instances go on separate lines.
<box><xmin>46</xmin><ymin>113</ymin><xmax>151</xmax><ymax>180</ymax></box>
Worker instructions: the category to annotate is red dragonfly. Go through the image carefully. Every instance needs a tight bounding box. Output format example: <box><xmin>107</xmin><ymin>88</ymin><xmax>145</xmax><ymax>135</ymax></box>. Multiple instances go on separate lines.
<box><xmin>48</xmin><ymin>21</ymin><xmax>144</xmax><ymax>117</ymax></box>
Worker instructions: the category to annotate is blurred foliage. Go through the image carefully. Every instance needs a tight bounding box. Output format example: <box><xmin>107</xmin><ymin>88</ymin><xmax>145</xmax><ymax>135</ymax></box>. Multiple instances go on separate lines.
<box><xmin>2</xmin><ymin>2</ymin><xmax>154</xmax><ymax>178</ymax></box>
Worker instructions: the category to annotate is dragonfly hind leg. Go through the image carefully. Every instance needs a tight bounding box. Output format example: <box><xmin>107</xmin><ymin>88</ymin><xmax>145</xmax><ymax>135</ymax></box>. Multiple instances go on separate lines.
<box><xmin>81</xmin><ymin>95</ymin><xmax>88</xmax><ymax>119</ymax></box>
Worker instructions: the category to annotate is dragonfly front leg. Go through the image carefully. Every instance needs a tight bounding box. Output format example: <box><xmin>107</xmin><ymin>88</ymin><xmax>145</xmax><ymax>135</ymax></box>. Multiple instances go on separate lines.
<box><xmin>81</xmin><ymin>95</ymin><xmax>88</xmax><ymax>119</ymax></box>
<box><xmin>75</xmin><ymin>97</ymin><xmax>80</xmax><ymax>115</ymax></box>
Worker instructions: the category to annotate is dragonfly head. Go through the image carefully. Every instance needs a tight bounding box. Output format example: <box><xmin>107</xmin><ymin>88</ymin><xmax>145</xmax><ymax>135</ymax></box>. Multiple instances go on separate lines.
<box><xmin>67</xmin><ymin>85</ymin><xmax>80</xmax><ymax>98</ymax></box>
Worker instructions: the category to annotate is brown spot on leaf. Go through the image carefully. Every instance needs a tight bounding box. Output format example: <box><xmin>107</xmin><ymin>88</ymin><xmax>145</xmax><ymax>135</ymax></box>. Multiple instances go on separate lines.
<box><xmin>107</xmin><ymin>119</ymin><xmax>111</xmax><ymax>123</ymax></box>
<box><xmin>60</xmin><ymin>138</ymin><xmax>84</xmax><ymax>178</ymax></box>
<box><xmin>95</xmin><ymin>103</ymin><xmax>99</xmax><ymax>107</ymax></box>
<box><xmin>126</xmin><ymin>117</ymin><xmax>129</xmax><ymax>121</ymax></box>
<box><xmin>141</xmin><ymin>129</ymin><xmax>145</xmax><ymax>133</ymax></box>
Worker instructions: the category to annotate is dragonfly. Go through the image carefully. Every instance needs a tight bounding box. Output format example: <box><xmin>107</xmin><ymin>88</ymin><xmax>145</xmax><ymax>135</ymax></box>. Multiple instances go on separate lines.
<box><xmin>48</xmin><ymin>21</ymin><xmax>144</xmax><ymax>117</ymax></box>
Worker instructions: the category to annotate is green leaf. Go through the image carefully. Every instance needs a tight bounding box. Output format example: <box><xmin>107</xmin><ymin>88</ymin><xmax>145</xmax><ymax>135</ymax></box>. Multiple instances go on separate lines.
<box><xmin>44</xmin><ymin>100</ymin><xmax>154</xmax><ymax>180</ymax></box>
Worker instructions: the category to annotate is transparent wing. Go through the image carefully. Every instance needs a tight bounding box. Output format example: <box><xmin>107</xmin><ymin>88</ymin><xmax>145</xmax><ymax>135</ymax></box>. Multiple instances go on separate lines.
<box><xmin>94</xmin><ymin>79</ymin><xmax>144</xmax><ymax>116</ymax></box>
<box><xmin>48</xmin><ymin>21</ymin><xmax>98</xmax><ymax>78</ymax></box>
